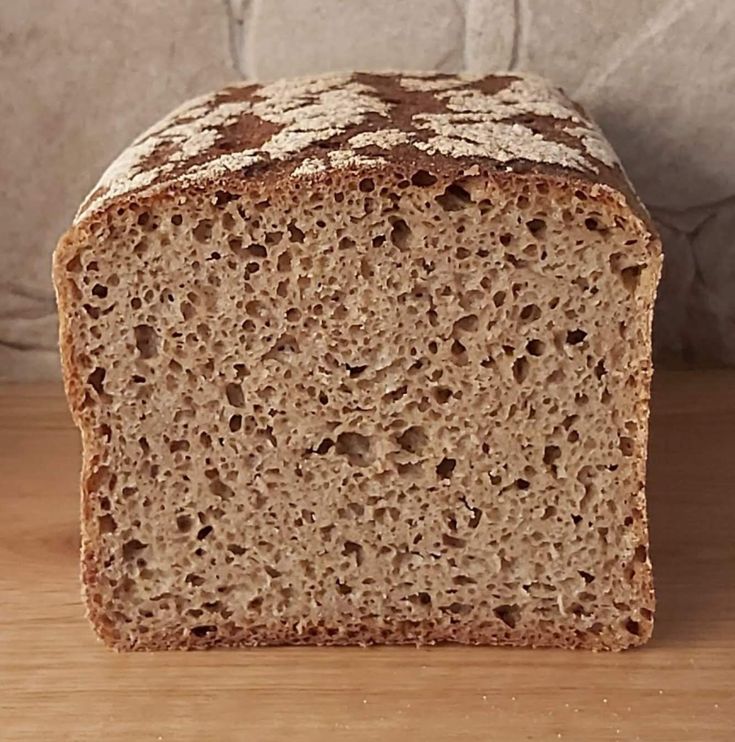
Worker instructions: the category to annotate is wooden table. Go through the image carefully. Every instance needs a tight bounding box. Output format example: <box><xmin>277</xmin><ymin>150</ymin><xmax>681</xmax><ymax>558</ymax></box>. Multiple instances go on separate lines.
<box><xmin>1</xmin><ymin>372</ymin><xmax>733</xmax><ymax>741</ymax></box>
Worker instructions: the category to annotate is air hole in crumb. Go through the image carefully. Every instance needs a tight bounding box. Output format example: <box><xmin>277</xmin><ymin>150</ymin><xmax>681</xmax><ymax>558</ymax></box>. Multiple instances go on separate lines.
<box><xmin>134</xmin><ymin>324</ymin><xmax>158</xmax><ymax>359</ymax></box>
<box><xmin>342</xmin><ymin>540</ymin><xmax>364</xmax><ymax>566</ymax></box>
<box><xmin>66</xmin><ymin>255</ymin><xmax>83</xmax><ymax>273</ymax></box>
<box><xmin>98</xmin><ymin>514</ymin><xmax>116</xmax><ymax>534</ymax></box>
<box><xmin>245</xmin><ymin>300</ymin><xmax>265</xmax><ymax>318</ymax></box>
<box><xmin>520</xmin><ymin>304</ymin><xmax>541</xmax><ymax>322</ymax></box>
<box><xmin>434</xmin><ymin>387</ymin><xmax>453</xmax><ymax>404</ymax></box>
<box><xmin>197</xmin><ymin>525</ymin><xmax>213</xmax><ymax>540</ymax></box>
<box><xmin>176</xmin><ymin>514</ymin><xmax>193</xmax><ymax>532</ymax></box>
<box><xmin>624</xmin><ymin>618</ymin><xmax>640</xmax><ymax>636</ymax></box>
<box><xmin>358</xmin><ymin>178</ymin><xmax>375</xmax><ymax>192</ymax></box>
<box><xmin>579</xmin><ymin>570</ymin><xmax>595</xmax><ymax>584</ymax></box>
<box><xmin>247</xmin><ymin>243</ymin><xmax>267</xmax><ymax>259</ymax></box>
<box><xmin>339</xmin><ymin>236</ymin><xmax>355</xmax><ymax>250</ymax></box>
<box><xmin>411</xmin><ymin>170</ymin><xmax>437</xmax><ymax>186</ymax></box>
<box><xmin>181</xmin><ymin>301</ymin><xmax>195</xmax><ymax>320</ymax></box>
<box><xmin>229</xmin><ymin>414</ymin><xmax>242</xmax><ymax>432</ymax></box>
<box><xmin>621</xmin><ymin>265</ymin><xmax>643</xmax><ymax>293</ymax></box>
<box><xmin>397</xmin><ymin>426</ymin><xmax>428</xmax><ymax>454</ymax></box>
<box><xmin>450</xmin><ymin>339</ymin><xmax>467</xmax><ymax>363</ymax></box>
<box><xmin>436</xmin><ymin>457</ymin><xmax>456</xmax><ymax>480</ymax></box>
<box><xmin>335</xmin><ymin>579</ymin><xmax>353</xmax><ymax>595</ymax></box>
<box><xmin>516</xmin><ymin>478</ymin><xmax>530</xmax><ymax>490</ymax></box>
<box><xmin>442</xmin><ymin>534</ymin><xmax>466</xmax><ymax>548</ymax></box>
<box><xmin>193</xmin><ymin>219</ymin><xmax>213</xmax><ymax>242</ymax></box>
<box><xmin>541</xmin><ymin>505</ymin><xmax>556</xmax><ymax>520</ymax></box>
<box><xmin>346</xmin><ymin>363</ymin><xmax>367</xmax><ymax>377</ymax></box>
<box><xmin>276</xmin><ymin>252</ymin><xmax>292</xmax><ymax>272</ymax></box>
<box><xmin>620</xmin><ymin>436</ymin><xmax>635</xmax><ymax>456</ymax></box>
<box><xmin>225</xmin><ymin>382</ymin><xmax>244</xmax><ymax>407</ymax></box>
<box><xmin>335</xmin><ymin>432</ymin><xmax>373</xmax><ymax>467</ymax></box>
<box><xmin>467</xmin><ymin>507</ymin><xmax>483</xmax><ymax>529</ymax></box>
<box><xmin>122</xmin><ymin>539</ymin><xmax>146</xmax><ymax>560</ymax></box>
<box><xmin>512</xmin><ymin>356</ymin><xmax>529</xmax><ymax>383</ymax></box>
<box><xmin>454</xmin><ymin>314</ymin><xmax>479</xmax><ymax>333</ymax></box>
<box><xmin>287</xmin><ymin>222</ymin><xmax>305</xmax><ymax>242</ymax></box>
<box><xmin>494</xmin><ymin>604</ymin><xmax>520</xmax><ymax>628</ymax></box>
<box><xmin>526</xmin><ymin>218</ymin><xmax>546</xmax><ymax>236</ymax></box>
<box><xmin>390</xmin><ymin>218</ymin><xmax>412</xmax><ymax>250</ymax></box>
<box><xmin>87</xmin><ymin>367</ymin><xmax>106</xmax><ymax>395</ymax></box>
<box><xmin>584</xmin><ymin>216</ymin><xmax>604</xmax><ymax>231</ymax></box>
<box><xmin>543</xmin><ymin>445</ymin><xmax>561</xmax><ymax>465</ymax></box>
<box><xmin>527</xmin><ymin>339</ymin><xmax>545</xmax><ymax>356</ymax></box>
<box><xmin>314</xmin><ymin>438</ymin><xmax>334</xmax><ymax>455</ymax></box>
<box><xmin>209</xmin><ymin>477</ymin><xmax>234</xmax><ymax>499</ymax></box>
<box><xmin>191</xmin><ymin>625</ymin><xmax>217</xmax><ymax>638</ymax></box>
<box><xmin>499</xmin><ymin>233</ymin><xmax>512</xmax><ymax>247</ymax></box>
<box><xmin>383</xmin><ymin>384</ymin><xmax>407</xmax><ymax>403</ymax></box>
<box><xmin>436</xmin><ymin>183</ymin><xmax>472</xmax><ymax>211</ymax></box>
<box><xmin>566</xmin><ymin>329</ymin><xmax>587</xmax><ymax>345</ymax></box>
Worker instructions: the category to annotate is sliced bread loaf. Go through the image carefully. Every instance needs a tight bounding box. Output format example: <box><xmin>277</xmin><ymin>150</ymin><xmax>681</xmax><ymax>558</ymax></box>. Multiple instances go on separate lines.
<box><xmin>54</xmin><ymin>72</ymin><xmax>661</xmax><ymax>650</ymax></box>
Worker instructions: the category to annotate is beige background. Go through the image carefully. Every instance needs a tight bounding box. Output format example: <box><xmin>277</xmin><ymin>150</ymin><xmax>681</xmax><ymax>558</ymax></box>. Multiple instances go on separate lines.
<box><xmin>1</xmin><ymin>0</ymin><xmax>733</xmax><ymax>379</ymax></box>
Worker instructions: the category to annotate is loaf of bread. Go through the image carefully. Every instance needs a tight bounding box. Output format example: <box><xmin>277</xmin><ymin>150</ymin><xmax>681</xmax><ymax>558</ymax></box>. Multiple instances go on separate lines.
<box><xmin>54</xmin><ymin>72</ymin><xmax>661</xmax><ymax>651</ymax></box>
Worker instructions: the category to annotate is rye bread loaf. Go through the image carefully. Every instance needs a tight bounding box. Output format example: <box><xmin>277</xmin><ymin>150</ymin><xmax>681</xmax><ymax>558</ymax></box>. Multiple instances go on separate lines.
<box><xmin>54</xmin><ymin>72</ymin><xmax>661</xmax><ymax>651</ymax></box>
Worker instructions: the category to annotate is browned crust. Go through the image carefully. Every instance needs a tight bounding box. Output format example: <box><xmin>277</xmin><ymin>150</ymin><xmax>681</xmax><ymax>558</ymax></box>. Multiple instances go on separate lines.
<box><xmin>91</xmin><ymin>616</ymin><xmax>652</xmax><ymax>652</ymax></box>
<box><xmin>71</xmin><ymin>71</ymin><xmax>653</xmax><ymax>232</ymax></box>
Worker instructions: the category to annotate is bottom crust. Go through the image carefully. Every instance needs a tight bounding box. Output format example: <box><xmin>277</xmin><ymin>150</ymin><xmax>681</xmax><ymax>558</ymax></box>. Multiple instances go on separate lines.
<box><xmin>88</xmin><ymin>609</ymin><xmax>653</xmax><ymax>652</ymax></box>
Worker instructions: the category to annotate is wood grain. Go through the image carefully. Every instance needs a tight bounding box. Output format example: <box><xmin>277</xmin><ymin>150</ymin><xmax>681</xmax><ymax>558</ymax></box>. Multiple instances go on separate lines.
<box><xmin>1</xmin><ymin>372</ymin><xmax>733</xmax><ymax>741</ymax></box>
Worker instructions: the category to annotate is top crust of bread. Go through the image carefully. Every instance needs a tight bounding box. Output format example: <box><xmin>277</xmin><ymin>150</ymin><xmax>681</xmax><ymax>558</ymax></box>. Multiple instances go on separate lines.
<box><xmin>73</xmin><ymin>71</ymin><xmax>648</xmax><ymax>230</ymax></box>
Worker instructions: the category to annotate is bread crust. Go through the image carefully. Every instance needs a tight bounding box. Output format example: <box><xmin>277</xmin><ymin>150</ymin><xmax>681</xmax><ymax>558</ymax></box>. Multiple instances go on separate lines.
<box><xmin>70</xmin><ymin>71</ymin><xmax>651</xmax><ymax>230</ymax></box>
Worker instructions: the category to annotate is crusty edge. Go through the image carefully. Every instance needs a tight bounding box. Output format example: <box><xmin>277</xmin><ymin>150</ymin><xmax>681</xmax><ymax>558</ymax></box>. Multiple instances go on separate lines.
<box><xmin>71</xmin><ymin>71</ymin><xmax>652</xmax><ymax>233</ymax></box>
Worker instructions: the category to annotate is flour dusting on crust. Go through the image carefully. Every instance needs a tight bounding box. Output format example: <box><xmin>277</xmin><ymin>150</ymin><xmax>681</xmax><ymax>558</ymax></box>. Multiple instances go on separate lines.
<box><xmin>348</xmin><ymin>129</ymin><xmax>411</xmax><ymax>150</ymax></box>
<box><xmin>75</xmin><ymin>72</ymin><xmax>628</xmax><ymax>224</ymax></box>
<box><xmin>414</xmin><ymin>117</ymin><xmax>592</xmax><ymax>170</ymax></box>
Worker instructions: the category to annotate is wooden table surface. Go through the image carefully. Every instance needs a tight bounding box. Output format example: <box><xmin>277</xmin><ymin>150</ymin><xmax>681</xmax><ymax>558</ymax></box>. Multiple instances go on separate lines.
<box><xmin>1</xmin><ymin>372</ymin><xmax>733</xmax><ymax>741</ymax></box>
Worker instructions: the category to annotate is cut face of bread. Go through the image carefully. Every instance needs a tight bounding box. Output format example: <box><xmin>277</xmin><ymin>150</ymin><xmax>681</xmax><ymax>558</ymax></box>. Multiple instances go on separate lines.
<box><xmin>54</xmin><ymin>72</ymin><xmax>661</xmax><ymax>650</ymax></box>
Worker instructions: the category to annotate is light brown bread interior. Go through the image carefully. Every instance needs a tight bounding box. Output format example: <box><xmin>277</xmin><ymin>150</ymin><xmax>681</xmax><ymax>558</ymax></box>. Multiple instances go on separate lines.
<box><xmin>54</xmin><ymin>72</ymin><xmax>661</xmax><ymax>651</ymax></box>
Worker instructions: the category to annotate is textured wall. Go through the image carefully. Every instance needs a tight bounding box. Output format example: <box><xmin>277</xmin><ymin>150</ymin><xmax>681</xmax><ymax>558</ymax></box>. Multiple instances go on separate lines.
<box><xmin>1</xmin><ymin>0</ymin><xmax>733</xmax><ymax>379</ymax></box>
